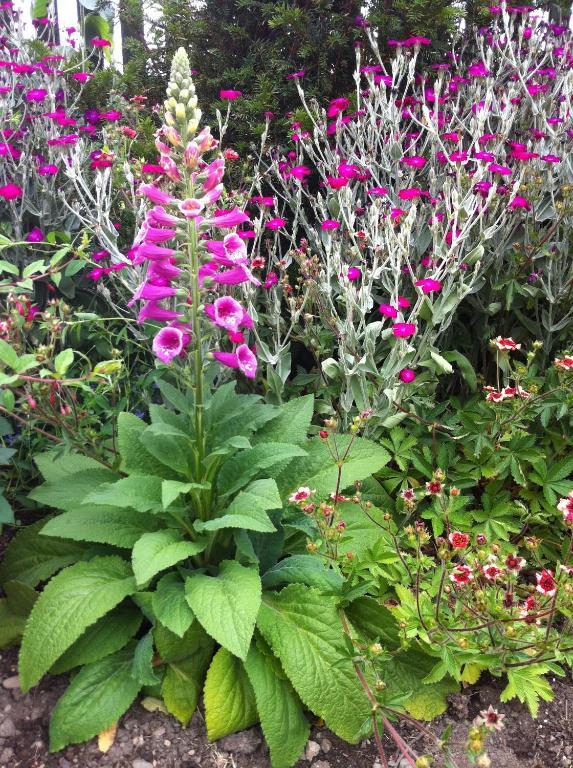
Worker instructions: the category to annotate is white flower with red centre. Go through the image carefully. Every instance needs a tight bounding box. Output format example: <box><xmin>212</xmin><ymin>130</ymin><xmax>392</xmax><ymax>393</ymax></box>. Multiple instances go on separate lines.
<box><xmin>485</xmin><ymin>388</ymin><xmax>506</xmax><ymax>403</ymax></box>
<box><xmin>401</xmin><ymin>488</ymin><xmax>416</xmax><ymax>502</ymax></box>
<box><xmin>448</xmin><ymin>531</ymin><xmax>470</xmax><ymax>549</ymax></box>
<box><xmin>535</xmin><ymin>569</ymin><xmax>557</xmax><ymax>596</ymax></box>
<box><xmin>555</xmin><ymin>356</ymin><xmax>573</xmax><ymax>371</ymax></box>
<box><xmin>491</xmin><ymin>336</ymin><xmax>521</xmax><ymax>352</ymax></box>
<box><xmin>426</xmin><ymin>480</ymin><xmax>442</xmax><ymax>495</ymax></box>
<box><xmin>477</xmin><ymin>706</ymin><xmax>506</xmax><ymax>731</ymax></box>
<box><xmin>483</xmin><ymin>564</ymin><xmax>503</xmax><ymax>581</ymax></box>
<box><xmin>288</xmin><ymin>487</ymin><xmax>315</xmax><ymax>504</ymax></box>
<box><xmin>505</xmin><ymin>553</ymin><xmax>526</xmax><ymax>572</ymax></box>
<box><xmin>502</xmin><ymin>385</ymin><xmax>531</xmax><ymax>400</ymax></box>
<box><xmin>449</xmin><ymin>564</ymin><xmax>473</xmax><ymax>585</ymax></box>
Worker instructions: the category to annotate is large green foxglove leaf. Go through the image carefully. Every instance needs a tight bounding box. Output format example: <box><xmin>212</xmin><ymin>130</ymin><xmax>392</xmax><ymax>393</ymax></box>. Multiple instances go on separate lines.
<box><xmin>156</xmin><ymin>623</ymin><xmax>214</xmax><ymax>725</ymax></box>
<box><xmin>257</xmin><ymin>585</ymin><xmax>370</xmax><ymax>742</ymax></box>
<box><xmin>41</xmin><ymin>506</ymin><xmax>160</xmax><ymax>548</ymax></box>
<box><xmin>84</xmin><ymin>475</ymin><xmax>163</xmax><ymax>513</ymax></box>
<box><xmin>132</xmin><ymin>530</ymin><xmax>206</xmax><ymax>586</ymax></box>
<box><xmin>155</xmin><ymin>623</ymin><xmax>214</xmax><ymax>724</ymax></box>
<box><xmin>344</xmin><ymin>597</ymin><xmax>400</xmax><ymax>648</ymax></box>
<box><xmin>0</xmin><ymin>599</ymin><xmax>27</xmax><ymax>649</ymax></box>
<box><xmin>244</xmin><ymin>642</ymin><xmax>309</xmax><ymax>768</ymax></box>
<box><xmin>262</xmin><ymin>555</ymin><xmax>344</xmax><ymax>591</ymax></box>
<box><xmin>252</xmin><ymin>395</ymin><xmax>314</xmax><ymax>446</ymax></box>
<box><xmin>19</xmin><ymin>556</ymin><xmax>137</xmax><ymax>691</ymax></box>
<box><xmin>276</xmin><ymin>436</ymin><xmax>390</xmax><ymax>500</ymax></box>
<box><xmin>217</xmin><ymin>444</ymin><xmax>307</xmax><ymax>496</ymax></box>
<box><xmin>132</xmin><ymin>631</ymin><xmax>160</xmax><ymax>686</ymax></box>
<box><xmin>152</xmin><ymin>572</ymin><xmax>194</xmax><ymax>637</ymax></box>
<box><xmin>185</xmin><ymin>560</ymin><xmax>261</xmax><ymax>660</ymax></box>
<box><xmin>49</xmin><ymin>645</ymin><xmax>141</xmax><ymax>751</ymax></box>
<box><xmin>34</xmin><ymin>452</ymin><xmax>107</xmax><ymax>482</ymax></box>
<box><xmin>196</xmin><ymin>479</ymin><xmax>281</xmax><ymax>534</ymax></box>
<box><xmin>0</xmin><ymin>521</ymin><xmax>88</xmax><ymax>587</ymax></box>
<box><xmin>204</xmin><ymin>647</ymin><xmax>258</xmax><ymax>740</ymax></box>
<box><xmin>140</xmin><ymin>423</ymin><xmax>194</xmax><ymax>477</ymax></box>
<box><xmin>50</xmin><ymin>604</ymin><xmax>142</xmax><ymax>674</ymax></box>
<box><xmin>117</xmin><ymin>412</ymin><xmax>177</xmax><ymax>479</ymax></box>
<box><xmin>29</xmin><ymin>468</ymin><xmax>119</xmax><ymax>511</ymax></box>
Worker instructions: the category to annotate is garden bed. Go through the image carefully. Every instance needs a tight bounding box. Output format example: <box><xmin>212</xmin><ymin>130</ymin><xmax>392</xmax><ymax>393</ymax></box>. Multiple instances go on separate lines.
<box><xmin>1</xmin><ymin>647</ymin><xmax>571</xmax><ymax>768</ymax></box>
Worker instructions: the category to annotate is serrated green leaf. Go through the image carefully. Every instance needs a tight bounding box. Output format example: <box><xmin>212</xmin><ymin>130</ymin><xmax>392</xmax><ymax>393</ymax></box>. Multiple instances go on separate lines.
<box><xmin>0</xmin><ymin>598</ymin><xmax>27</xmax><ymax>649</ymax></box>
<box><xmin>262</xmin><ymin>555</ymin><xmax>344</xmax><ymax>591</ymax></box>
<box><xmin>41</xmin><ymin>506</ymin><xmax>161</xmax><ymax>548</ymax></box>
<box><xmin>500</xmin><ymin>665</ymin><xmax>553</xmax><ymax>717</ymax></box>
<box><xmin>34</xmin><ymin>452</ymin><xmax>106</xmax><ymax>482</ymax></box>
<box><xmin>253</xmin><ymin>395</ymin><xmax>314</xmax><ymax>446</ymax></box>
<box><xmin>54</xmin><ymin>349</ymin><xmax>74</xmax><ymax>376</ymax></box>
<box><xmin>29</xmin><ymin>468</ymin><xmax>119</xmax><ymax>511</ymax></box>
<box><xmin>117</xmin><ymin>412</ymin><xmax>166</xmax><ymax>476</ymax></box>
<box><xmin>204</xmin><ymin>647</ymin><xmax>258</xmax><ymax>740</ymax></box>
<box><xmin>0</xmin><ymin>521</ymin><xmax>88</xmax><ymax>587</ymax></box>
<box><xmin>244</xmin><ymin>642</ymin><xmax>309</xmax><ymax>768</ymax></box>
<box><xmin>197</xmin><ymin>479</ymin><xmax>281</xmax><ymax>534</ymax></box>
<box><xmin>49</xmin><ymin>645</ymin><xmax>141</xmax><ymax>751</ymax></box>
<box><xmin>344</xmin><ymin>597</ymin><xmax>400</xmax><ymax>647</ymax></box>
<box><xmin>185</xmin><ymin>561</ymin><xmax>261</xmax><ymax>660</ymax></box>
<box><xmin>152</xmin><ymin>573</ymin><xmax>194</xmax><ymax>637</ymax></box>
<box><xmin>132</xmin><ymin>631</ymin><xmax>160</xmax><ymax>685</ymax></box>
<box><xmin>140</xmin><ymin>423</ymin><xmax>194</xmax><ymax>477</ymax></box>
<box><xmin>19</xmin><ymin>556</ymin><xmax>137</xmax><ymax>691</ymax></box>
<box><xmin>50</xmin><ymin>604</ymin><xmax>142</xmax><ymax>674</ymax></box>
<box><xmin>257</xmin><ymin>585</ymin><xmax>370</xmax><ymax>742</ymax></box>
<box><xmin>218</xmin><ymin>444</ymin><xmax>308</xmax><ymax>496</ymax></box>
<box><xmin>132</xmin><ymin>530</ymin><xmax>206</xmax><ymax>586</ymax></box>
<box><xmin>84</xmin><ymin>475</ymin><xmax>162</xmax><ymax>513</ymax></box>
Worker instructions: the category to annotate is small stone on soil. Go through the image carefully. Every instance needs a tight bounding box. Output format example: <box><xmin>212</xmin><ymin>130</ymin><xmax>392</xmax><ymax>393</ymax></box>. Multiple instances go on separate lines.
<box><xmin>2</xmin><ymin>676</ymin><xmax>20</xmax><ymax>690</ymax></box>
<box><xmin>217</xmin><ymin>728</ymin><xmax>262</xmax><ymax>755</ymax></box>
<box><xmin>0</xmin><ymin>717</ymin><xmax>17</xmax><ymax>737</ymax></box>
<box><xmin>304</xmin><ymin>740</ymin><xmax>321</xmax><ymax>761</ymax></box>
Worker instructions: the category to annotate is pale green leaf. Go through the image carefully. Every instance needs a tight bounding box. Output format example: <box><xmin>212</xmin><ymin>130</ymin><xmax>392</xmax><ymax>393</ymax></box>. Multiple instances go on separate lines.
<box><xmin>204</xmin><ymin>648</ymin><xmax>258</xmax><ymax>740</ymax></box>
<box><xmin>132</xmin><ymin>530</ymin><xmax>206</xmax><ymax>586</ymax></box>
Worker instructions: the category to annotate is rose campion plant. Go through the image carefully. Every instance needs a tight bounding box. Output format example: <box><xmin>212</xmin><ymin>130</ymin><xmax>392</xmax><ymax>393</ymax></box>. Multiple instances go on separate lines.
<box><xmin>244</xmin><ymin>5</ymin><xmax>572</xmax><ymax>425</ymax></box>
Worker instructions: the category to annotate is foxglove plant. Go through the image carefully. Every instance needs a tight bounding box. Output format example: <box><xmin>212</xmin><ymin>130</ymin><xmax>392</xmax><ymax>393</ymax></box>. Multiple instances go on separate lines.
<box><xmin>246</xmin><ymin>4</ymin><xmax>572</xmax><ymax>424</ymax></box>
<box><xmin>127</xmin><ymin>47</ymin><xmax>259</xmax><ymax>444</ymax></box>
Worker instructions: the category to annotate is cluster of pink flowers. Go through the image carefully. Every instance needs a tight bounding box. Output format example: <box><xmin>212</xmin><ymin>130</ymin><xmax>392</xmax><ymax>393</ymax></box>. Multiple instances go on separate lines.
<box><xmin>558</xmin><ymin>492</ymin><xmax>573</xmax><ymax>525</ymax></box>
<box><xmin>128</xmin><ymin>51</ymin><xmax>258</xmax><ymax>378</ymax></box>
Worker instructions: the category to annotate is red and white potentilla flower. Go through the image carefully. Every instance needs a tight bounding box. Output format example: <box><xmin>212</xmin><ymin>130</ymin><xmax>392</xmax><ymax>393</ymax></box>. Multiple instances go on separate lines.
<box><xmin>505</xmin><ymin>553</ymin><xmax>526</xmax><ymax>572</ymax></box>
<box><xmin>555</xmin><ymin>356</ymin><xmax>573</xmax><ymax>371</ymax></box>
<box><xmin>557</xmin><ymin>492</ymin><xmax>573</xmax><ymax>524</ymax></box>
<box><xmin>448</xmin><ymin>531</ymin><xmax>470</xmax><ymax>549</ymax></box>
<box><xmin>483</xmin><ymin>563</ymin><xmax>503</xmax><ymax>581</ymax></box>
<box><xmin>288</xmin><ymin>487</ymin><xmax>316</xmax><ymax>504</ymax></box>
<box><xmin>476</xmin><ymin>706</ymin><xmax>505</xmax><ymax>732</ymax></box>
<box><xmin>426</xmin><ymin>480</ymin><xmax>442</xmax><ymax>495</ymax></box>
<box><xmin>401</xmin><ymin>488</ymin><xmax>416</xmax><ymax>503</ymax></box>
<box><xmin>449</xmin><ymin>564</ymin><xmax>473</xmax><ymax>585</ymax></box>
<box><xmin>535</xmin><ymin>569</ymin><xmax>557</xmax><ymax>596</ymax></box>
<box><xmin>491</xmin><ymin>336</ymin><xmax>521</xmax><ymax>352</ymax></box>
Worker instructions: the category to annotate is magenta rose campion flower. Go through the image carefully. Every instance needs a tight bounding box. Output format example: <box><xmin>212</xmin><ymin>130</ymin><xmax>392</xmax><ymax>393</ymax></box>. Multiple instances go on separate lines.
<box><xmin>393</xmin><ymin>323</ymin><xmax>417</xmax><ymax>338</ymax></box>
<box><xmin>321</xmin><ymin>220</ymin><xmax>340</xmax><ymax>230</ymax></box>
<box><xmin>219</xmin><ymin>89</ymin><xmax>242</xmax><ymax>100</ymax></box>
<box><xmin>399</xmin><ymin>368</ymin><xmax>416</xmax><ymax>383</ymax></box>
<box><xmin>0</xmin><ymin>183</ymin><xmax>23</xmax><ymax>200</ymax></box>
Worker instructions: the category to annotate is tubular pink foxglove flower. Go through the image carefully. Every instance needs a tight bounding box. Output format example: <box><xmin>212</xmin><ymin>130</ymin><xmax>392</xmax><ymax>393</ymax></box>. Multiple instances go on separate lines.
<box><xmin>203</xmin><ymin>208</ymin><xmax>250</xmax><ymax>228</ymax></box>
<box><xmin>179</xmin><ymin>198</ymin><xmax>205</xmax><ymax>218</ymax></box>
<box><xmin>128</xmin><ymin>282</ymin><xmax>178</xmax><ymax>306</ymax></box>
<box><xmin>153</xmin><ymin>326</ymin><xmax>185</xmax><ymax>363</ymax></box>
<box><xmin>212</xmin><ymin>296</ymin><xmax>247</xmax><ymax>333</ymax></box>
<box><xmin>148</xmin><ymin>206</ymin><xmax>182</xmax><ymax>227</ymax></box>
<box><xmin>213</xmin><ymin>344</ymin><xmax>257</xmax><ymax>379</ymax></box>
<box><xmin>133</xmin><ymin>244</ymin><xmax>178</xmax><ymax>263</ymax></box>
<box><xmin>138</xmin><ymin>301</ymin><xmax>182</xmax><ymax>323</ymax></box>
<box><xmin>139</xmin><ymin>183</ymin><xmax>175</xmax><ymax>205</ymax></box>
<box><xmin>201</xmin><ymin>158</ymin><xmax>225</xmax><ymax>191</ymax></box>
